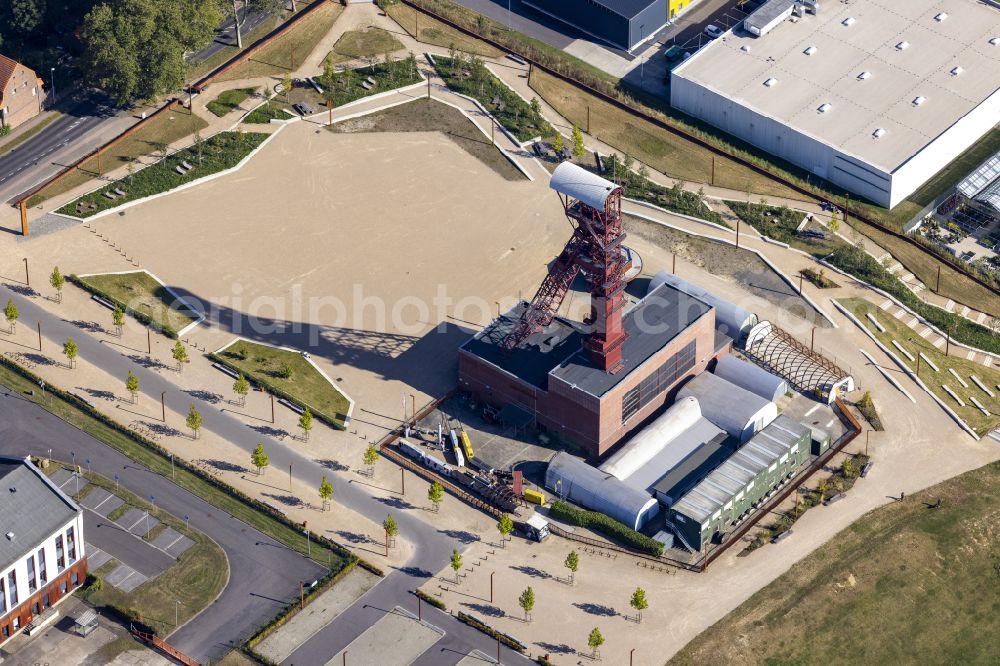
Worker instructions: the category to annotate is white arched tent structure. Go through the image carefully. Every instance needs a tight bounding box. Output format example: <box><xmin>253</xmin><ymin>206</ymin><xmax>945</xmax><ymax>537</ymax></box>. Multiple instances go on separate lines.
<box><xmin>676</xmin><ymin>372</ymin><xmax>777</xmax><ymax>443</ymax></box>
<box><xmin>599</xmin><ymin>397</ymin><xmax>702</xmax><ymax>481</ymax></box>
<box><xmin>545</xmin><ymin>452</ymin><xmax>660</xmax><ymax>531</ymax></box>
<box><xmin>714</xmin><ymin>354</ymin><xmax>789</xmax><ymax>403</ymax></box>
<box><xmin>647</xmin><ymin>271</ymin><xmax>758</xmax><ymax>346</ymax></box>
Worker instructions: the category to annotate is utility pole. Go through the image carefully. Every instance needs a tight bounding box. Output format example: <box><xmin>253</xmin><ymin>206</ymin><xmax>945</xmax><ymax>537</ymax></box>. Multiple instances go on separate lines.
<box><xmin>936</xmin><ymin>265</ymin><xmax>941</xmax><ymax>292</ymax></box>
<box><xmin>299</xmin><ymin>580</ymin><xmax>304</xmax><ymax>609</ymax></box>
<box><xmin>735</xmin><ymin>216</ymin><xmax>741</xmax><ymax>249</ymax></box>
<box><xmin>161</xmin><ymin>391</ymin><xmax>167</xmax><ymax>423</ymax></box>
<box><xmin>147</xmin><ymin>329</ymin><xmax>151</xmax><ymax>355</ymax></box>
<box><xmin>672</xmin><ymin>252</ymin><xmax>676</xmax><ymax>274</ymax></box>
<box><xmin>289</xmin><ymin>463</ymin><xmax>293</xmax><ymax>491</ymax></box>
<box><xmin>490</xmin><ymin>571</ymin><xmax>495</xmax><ymax>602</ymax></box>
<box><xmin>271</xmin><ymin>393</ymin><xmax>275</xmax><ymax>423</ymax></box>
<box><xmin>711</xmin><ymin>156</ymin><xmax>715</xmax><ymax>186</ymax></box>
<box><xmin>37</xmin><ymin>322</ymin><xmax>42</xmax><ymax>351</ymax></box>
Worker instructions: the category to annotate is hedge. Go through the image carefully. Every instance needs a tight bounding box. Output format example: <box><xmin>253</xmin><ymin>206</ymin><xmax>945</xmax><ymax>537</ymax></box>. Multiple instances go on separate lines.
<box><xmin>68</xmin><ymin>274</ymin><xmax>182</xmax><ymax>339</ymax></box>
<box><xmin>413</xmin><ymin>588</ymin><xmax>446</xmax><ymax>610</ymax></box>
<box><xmin>456</xmin><ymin>612</ymin><xmax>526</xmax><ymax>653</ymax></box>
<box><xmin>549</xmin><ymin>501</ymin><xmax>664</xmax><ymax>557</ymax></box>
<box><xmin>208</xmin><ymin>352</ymin><xmax>347</xmax><ymax>431</ymax></box>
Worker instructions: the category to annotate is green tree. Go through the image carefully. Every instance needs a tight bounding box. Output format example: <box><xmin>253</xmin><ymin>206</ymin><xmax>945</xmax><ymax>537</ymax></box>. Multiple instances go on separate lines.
<box><xmin>282</xmin><ymin>71</ymin><xmax>293</xmax><ymax>100</ymax></box>
<box><xmin>49</xmin><ymin>266</ymin><xmax>64</xmax><ymax>303</ymax></box>
<box><xmin>630</xmin><ymin>587</ymin><xmax>649</xmax><ymax>623</ymax></box>
<box><xmin>497</xmin><ymin>512</ymin><xmax>513</xmax><ymax>548</ymax></box>
<box><xmin>319</xmin><ymin>475</ymin><xmax>333</xmax><ymax>511</ymax></box>
<box><xmin>362</xmin><ymin>442</ymin><xmax>379</xmax><ymax>476</ymax></box>
<box><xmin>8</xmin><ymin>0</ymin><xmax>46</xmax><ymax>33</ymax></box>
<box><xmin>842</xmin><ymin>456</ymin><xmax>860</xmax><ymax>480</ymax></box>
<box><xmin>193</xmin><ymin>129</ymin><xmax>204</xmax><ymax>164</ymax></box>
<box><xmin>587</xmin><ymin>627</ymin><xmax>604</xmax><ymax>658</ymax></box>
<box><xmin>571</xmin><ymin>125</ymin><xmax>585</xmax><ymax>158</ymax></box>
<box><xmin>817</xmin><ymin>478</ymin><xmax>829</xmax><ymax>503</ymax></box>
<box><xmin>564</xmin><ymin>550</ymin><xmax>579</xmax><ymax>585</ymax></box>
<box><xmin>186</xmin><ymin>403</ymin><xmax>203</xmax><ymax>439</ymax></box>
<box><xmin>530</xmin><ymin>96</ymin><xmax>541</xmax><ymax>116</ymax></box>
<box><xmin>125</xmin><ymin>369</ymin><xmax>139</xmax><ymax>403</ymax></box>
<box><xmin>552</xmin><ymin>132</ymin><xmax>564</xmax><ymax>155</ymax></box>
<box><xmin>233</xmin><ymin>372</ymin><xmax>250</xmax><ymax>406</ymax></box>
<box><xmin>112</xmin><ymin>304</ymin><xmax>125</xmax><ymax>336</ymax></box>
<box><xmin>172</xmin><ymin>340</ymin><xmax>189</xmax><ymax>371</ymax></box>
<box><xmin>383</xmin><ymin>513</ymin><xmax>398</xmax><ymax>552</ymax></box>
<box><xmin>427</xmin><ymin>479</ymin><xmax>443</xmax><ymax>512</ymax></box>
<box><xmin>518</xmin><ymin>586</ymin><xmax>535</xmax><ymax>621</ymax></box>
<box><xmin>63</xmin><ymin>338</ymin><xmax>79</xmax><ymax>369</ymax></box>
<box><xmin>230</xmin><ymin>0</ymin><xmax>282</xmax><ymax>49</ymax></box>
<box><xmin>251</xmin><ymin>442</ymin><xmax>269</xmax><ymax>475</ymax></box>
<box><xmin>449</xmin><ymin>548</ymin><xmax>462</xmax><ymax>584</ymax></box>
<box><xmin>299</xmin><ymin>407</ymin><xmax>313</xmax><ymax>441</ymax></box>
<box><xmin>81</xmin><ymin>0</ymin><xmax>221</xmax><ymax>104</ymax></box>
<box><xmin>829</xmin><ymin>206</ymin><xmax>840</xmax><ymax>234</ymax></box>
<box><xmin>4</xmin><ymin>299</ymin><xmax>18</xmax><ymax>333</ymax></box>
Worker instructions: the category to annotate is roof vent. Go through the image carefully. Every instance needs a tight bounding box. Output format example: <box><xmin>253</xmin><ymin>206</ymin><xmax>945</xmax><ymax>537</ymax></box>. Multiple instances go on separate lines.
<box><xmin>896</xmin><ymin>41</ymin><xmax>909</xmax><ymax>50</ymax></box>
<box><xmin>763</xmin><ymin>77</ymin><xmax>778</xmax><ymax>87</ymax></box>
<box><xmin>804</xmin><ymin>45</ymin><xmax>817</xmax><ymax>55</ymax></box>
<box><xmin>842</xmin><ymin>17</ymin><xmax>855</xmax><ymax>26</ymax></box>
<box><xmin>857</xmin><ymin>71</ymin><xmax>871</xmax><ymax>80</ymax></box>
<box><xmin>913</xmin><ymin>96</ymin><xmax>926</xmax><ymax>106</ymax></box>
<box><xmin>950</xmin><ymin>66</ymin><xmax>963</xmax><ymax>76</ymax></box>
<box><xmin>818</xmin><ymin>103</ymin><xmax>832</xmax><ymax>113</ymax></box>
<box><xmin>934</xmin><ymin>12</ymin><xmax>948</xmax><ymax>21</ymax></box>
<box><xmin>872</xmin><ymin>128</ymin><xmax>886</xmax><ymax>138</ymax></box>
<box><xmin>5</xmin><ymin>531</ymin><xmax>13</xmax><ymax>541</ymax></box>
<box><xmin>990</xmin><ymin>37</ymin><xmax>1000</xmax><ymax>46</ymax></box>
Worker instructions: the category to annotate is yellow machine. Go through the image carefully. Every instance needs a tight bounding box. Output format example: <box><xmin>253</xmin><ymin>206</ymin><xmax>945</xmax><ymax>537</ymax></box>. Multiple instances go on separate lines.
<box><xmin>459</xmin><ymin>430</ymin><xmax>474</xmax><ymax>460</ymax></box>
<box><xmin>523</xmin><ymin>489</ymin><xmax>545</xmax><ymax>505</ymax></box>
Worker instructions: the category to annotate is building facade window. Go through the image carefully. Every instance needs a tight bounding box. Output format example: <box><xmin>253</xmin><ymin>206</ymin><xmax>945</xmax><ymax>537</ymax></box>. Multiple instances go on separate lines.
<box><xmin>37</xmin><ymin>549</ymin><xmax>46</xmax><ymax>586</ymax></box>
<box><xmin>26</xmin><ymin>555</ymin><xmax>37</xmax><ymax>594</ymax></box>
<box><xmin>66</xmin><ymin>527</ymin><xmax>76</xmax><ymax>563</ymax></box>
<box><xmin>71</xmin><ymin>572</ymin><xmax>79</xmax><ymax>587</ymax></box>
<box><xmin>0</xmin><ymin>575</ymin><xmax>5</xmax><ymax>613</ymax></box>
<box><xmin>42</xmin><ymin>593</ymin><xmax>50</xmax><ymax>609</ymax></box>
<box><xmin>7</xmin><ymin>571</ymin><xmax>17</xmax><ymax>607</ymax></box>
<box><xmin>621</xmin><ymin>340</ymin><xmax>697</xmax><ymax>422</ymax></box>
<box><xmin>56</xmin><ymin>535</ymin><xmax>65</xmax><ymax>572</ymax></box>
<box><xmin>1</xmin><ymin>625</ymin><xmax>8</xmax><ymax>638</ymax></box>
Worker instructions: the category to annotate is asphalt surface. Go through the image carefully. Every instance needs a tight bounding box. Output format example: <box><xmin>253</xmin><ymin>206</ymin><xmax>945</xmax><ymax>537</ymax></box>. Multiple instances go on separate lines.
<box><xmin>188</xmin><ymin>6</ymin><xmax>275</xmax><ymax>68</ymax></box>
<box><xmin>0</xmin><ymin>381</ymin><xmax>324</xmax><ymax>663</ymax></box>
<box><xmin>0</xmin><ymin>282</ymin><xmax>532</xmax><ymax>664</ymax></box>
<box><xmin>81</xmin><ymin>509</ymin><xmax>176</xmax><ymax>578</ymax></box>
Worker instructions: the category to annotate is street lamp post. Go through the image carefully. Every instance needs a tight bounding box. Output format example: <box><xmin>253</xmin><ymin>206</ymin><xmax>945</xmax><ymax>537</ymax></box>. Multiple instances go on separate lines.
<box><xmin>490</xmin><ymin>571</ymin><xmax>495</xmax><ymax>603</ymax></box>
<box><xmin>86</xmin><ymin>458</ymin><xmax>91</xmax><ymax>474</ymax></box>
<box><xmin>175</xmin><ymin>600</ymin><xmax>181</xmax><ymax>627</ymax></box>
<box><xmin>161</xmin><ymin>391</ymin><xmax>167</xmax><ymax>423</ymax></box>
<box><xmin>114</xmin><ymin>474</ymin><xmax>120</xmax><ymax>492</ymax></box>
<box><xmin>147</xmin><ymin>496</ymin><xmax>155</xmax><ymax>538</ymax></box>
<box><xmin>50</xmin><ymin>67</ymin><xmax>56</xmax><ymax>107</ymax></box>
<box><xmin>169</xmin><ymin>453</ymin><xmax>174</xmax><ymax>480</ymax></box>
<box><xmin>304</xmin><ymin>529</ymin><xmax>311</xmax><ymax>558</ymax></box>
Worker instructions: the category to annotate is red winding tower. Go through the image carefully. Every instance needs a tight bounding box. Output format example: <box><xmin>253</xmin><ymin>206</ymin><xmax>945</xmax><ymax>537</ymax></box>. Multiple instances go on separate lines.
<box><xmin>501</xmin><ymin>162</ymin><xmax>629</xmax><ymax>373</ymax></box>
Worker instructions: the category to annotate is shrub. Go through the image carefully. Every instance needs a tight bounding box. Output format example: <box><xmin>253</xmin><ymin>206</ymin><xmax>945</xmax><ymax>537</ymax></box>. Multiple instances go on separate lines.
<box><xmin>456</xmin><ymin>612</ymin><xmax>526</xmax><ymax>652</ymax></box>
<box><xmin>244</xmin><ymin>103</ymin><xmax>291</xmax><ymax>124</ymax></box>
<box><xmin>413</xmin><ymin>588</ymin><xmax>446</xmax><ymax>610</ymax></box>
<box><xmin>549</xmin><ymin>501</ymin><xmax>664</xmax><ymax>556</ymax></box>
<box><xmin>0</xmin><ymin>124</ymin><xmax>10</xmax><ymax>136</ymax></box>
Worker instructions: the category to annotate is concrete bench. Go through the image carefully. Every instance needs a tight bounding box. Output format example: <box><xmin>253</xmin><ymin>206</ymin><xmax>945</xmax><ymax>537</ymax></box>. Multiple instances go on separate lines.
<box><xmin>770</xmin><ymin>529</ymin><xmax>793</xmax><ymax>544</ymax></box>
<box><xmin>103</xmin><ymin>191</ymin><xmax>117</xmax><ymax>200</ymax></box>
<box><xmin>175</xmin><ymin>165</ymin><xmax>187</xmax><ymax>175</ymax></box>
<box><xmin>212</xmin><ymin>362</ymin><xmax>240</xmax><ymax>379</ymax></box>
<box><xmin>823</xmin><ymin>492</ymin><xmax>846</xmax><ymax>506</ymax></box>
<box><xmin>279</xmin><ymin>397</ymin><xmax>305</xmax><ymax>414</ymax></box>
<box><xmin>91</xmin><ymin>294</ymin><xmax>116</xmax><ymax>310</ymax></box>
<box><xmin>860</xmin><ymin>461</ymin><xmax>874</xmax><ymax>478</ymax></box>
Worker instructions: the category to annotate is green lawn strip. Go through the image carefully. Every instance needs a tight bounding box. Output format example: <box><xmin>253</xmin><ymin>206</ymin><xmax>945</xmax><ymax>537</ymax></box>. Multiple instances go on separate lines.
<box><xmin>70</xmin><ymin>465</ymin><xmax>228</xmax><ymax>636</ymax></box>
<box><xmin>210</xmin><ymin>340</ymin><xmax>350</xmax><ymax>430</ymax></box>
<box><xmin>243</xmin><ymin>102</ymin><xmax>294</xmax><ymax>124</ymax></box>
<box><xmin>725</xmin><ymin>200</ymin><xmax>843</xmax><ymax>256</ymax></box>
<box><xmin>326</xmin><ymin>27</ymin><xmax>405</xmax><ymax>65</ymax></box>
<box><xmin>57</xmin><ymin>130</ymin><xmax>269</xmax><ymax>219</ymax></box>
<box><xmin>838</xmin><ymin>297</ymin><xmax>1000</xmax><ymax>435</ymax></box>
<box><xmin>92</xmin><ymin>635</ymin><xmax>147</xmax><ymax>663</ymax></box>
<box><xmin>28</xmin><ymin>109</ymin><xmax>208</xmax><ymax>208</ymax></box>
<box><xmin>207</xmin><ymin>88</ymin><xmax>258</xmax><ymax>117</ymax></box>
<box><xmin>69</xmin><ymin>271</ymin><xmax>198</xmax><ymax>338</ymax></box>
<box><xmin>0</xmin><ymin>357</ymin><xmax>354</xmax><ymax>571</ymax></box>
<box><xmin>383</xmin><ymin>2</ymin><xmax>503</xmax><ymax>58</ymax></box>
<box><xmin>670</xmin><ymin>461</ymin><xmax>1000</xmax><ymax>666</ymax></box>
<box><xmin>276</xmin><ymin>56</ymin><xmax>423</xmax><ymax>114</ymax></box>
<box><xmin>824</xmin><ymin>243</ymin><xmax>1000</xmax><ymax>355</ymax></box>
<box><xmin>432</xmin><ymin>55</ymin><xmax>552</xmax><ymax>142</ymax></box>
<box><xmin>0</xmin><ymin>113</ymin><xmax>61</xmax><ymax>156</ymax></box>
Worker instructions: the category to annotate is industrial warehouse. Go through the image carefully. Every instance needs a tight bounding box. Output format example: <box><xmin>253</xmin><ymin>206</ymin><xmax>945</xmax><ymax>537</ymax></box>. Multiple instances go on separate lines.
<box><xmin>521</xmin><ymin>0</ymin><xmax>671</xmax><ymax>51</ymax></box>
<box><xmin>670</xmin><ymin>0</ymin><xmax>1000</xmax><ymax>208</ymax></box>
<box><xmin>451</xmin><ymin>163</ymin><xmax>849</xmax><ymax>553</ymax></box>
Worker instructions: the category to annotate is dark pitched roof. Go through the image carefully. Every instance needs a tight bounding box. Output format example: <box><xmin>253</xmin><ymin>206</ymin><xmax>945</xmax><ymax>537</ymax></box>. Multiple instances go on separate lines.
<box><xmin>461</xmin><ymin>282</ymin><xmax>713</xmax><ymax>397</ymax></box>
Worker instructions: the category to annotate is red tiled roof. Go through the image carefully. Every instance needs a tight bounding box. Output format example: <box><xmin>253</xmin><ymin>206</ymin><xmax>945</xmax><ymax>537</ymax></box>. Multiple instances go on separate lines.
<box><xmin>0</xmin><ymin>54</ymin><xmax>21</xmax><ymax>91</ymax></box>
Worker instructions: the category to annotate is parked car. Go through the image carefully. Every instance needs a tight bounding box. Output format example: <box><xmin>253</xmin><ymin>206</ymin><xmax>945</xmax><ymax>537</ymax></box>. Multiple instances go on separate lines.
<box><xmin>704</xmin><ymin>24</ymin><xmax>724</xmax><ymax>39</ymax></box>
<box><xmin>292</xmin><ymin>102</ymin><xmax>315</xmax><ymax>116</ymax></box>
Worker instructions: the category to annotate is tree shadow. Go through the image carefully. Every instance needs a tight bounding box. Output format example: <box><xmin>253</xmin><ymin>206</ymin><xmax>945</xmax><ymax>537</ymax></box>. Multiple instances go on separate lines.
<box><xmin>316</xmin><ymin>458</ymin><xmax>349</xmax><ymax>472</ymax></box>
<box><xmin>535</xmin><ymin>641</ymin><xmax>575</xmax><ymax>655</ymax></box>
<box><xmin>374</xmin><ymin>495</ymin><xmax>415</xmax><ymax>510</ymax></box>
<box><xmin>126</xmin><ymin>354</ymin><xmax>172</xmax><ymax>371</ymax></box>
<box><xmin>185</xmin><ymin>389</ymin><xmax>222</xmax><ymax>404</ymax></box>
<box><xmin>144</xmin><ymin>422</ymin><xmax>181</xmax><ymax>438</ymax></box>
<box><xmin>437</xmin><ymin>529</ymin><xmax>480</xmax><ymax>544</ymax></box>
<box><xmin>21</xmin><ymin>353</ymin><xmax>56</xmax><ymax>366</ymax></box>
<box><xmin>3</xmin><ymin>284</ymin><xmax>38</xmax><ymax>297</ymax></box>
<box><xmin>263</xmin><ymin>493</ymin><xmax>303</xmax><ymax>507</ymax></box>
<box><xmin>399</xmin><ymin>566</ymin><xmax>433</xmax><ymax>578</ymax></box>
<box><xmin>334</xmin><ymin>530</ymin><xmax>372</xmax><ymax>545</ymax></box>
<box><xmin>249</xmin><ymin>424</ymin><xmax>289</xmax><ymax>439</ymax></box>
<box><xmin>463</xmin><ymin>602</ymin><xmax>505</xmax><ymax>618</ymax></box>
<box><xmin>573</xmin><ymin>602</ymin><xmax>617</xmax><ymax>617</ymax></box>
<box><xmin>67</xmin><ymin>319</ymin><xmax>105</xmax><ymax>334</ymax></box>
<box><xmin>77</xmin><ymin>387</ymin><xmax>116</xmax><ymax>402</ymax></box>
<box><xmin>509</xmin><ymin>565</ymin><xmax>550</xmax><ymax>580</ymax></box>
<box><xmin>200</xmin><ymin>459</ymin><xmax>249</xmax><ymax>474</ymax></box>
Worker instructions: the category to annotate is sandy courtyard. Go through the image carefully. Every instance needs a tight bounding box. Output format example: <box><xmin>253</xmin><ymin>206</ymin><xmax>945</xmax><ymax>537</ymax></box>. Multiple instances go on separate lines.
<box><xmin>23</xmin><ymin>121</ymin><xmax>571</xmax><ymax>431</ymax></box>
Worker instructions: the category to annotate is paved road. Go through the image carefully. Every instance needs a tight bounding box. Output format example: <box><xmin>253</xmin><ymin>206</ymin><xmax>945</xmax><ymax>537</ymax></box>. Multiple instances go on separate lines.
<box><xmin>188</xmin><ymin>6</ymin><xmax>275</xmax><ymax>68</ymax></box>
<box><xmin>0</xmin><ymin>91</ymin><xmax>131</xmax><ymax>205</ymax></box>
<box><xmin>0</xmin><ymin>283</ymin><xmax>532</xmax><ymax>664</ymax></box>
<box><xmin>0</xmin><ymin>383</ymin><xmax>324</xmax><ymax>663</ymax></box>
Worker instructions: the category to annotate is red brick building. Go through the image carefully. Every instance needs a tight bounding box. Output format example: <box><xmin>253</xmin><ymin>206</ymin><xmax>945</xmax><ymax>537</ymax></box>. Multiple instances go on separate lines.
<box><xmin>459</xmin><ymin>282</ymin><xmax>731</xmax><ymax>460</ymax></box>
<box><xmin>0</xmin><ymin>456</ymin><xmax>87</xmax><ymax>646</ymax></box>
<box><xmin>0</xmin><ymin>55</ymin><xmax>43</xmax><ymax>130</ymax></box>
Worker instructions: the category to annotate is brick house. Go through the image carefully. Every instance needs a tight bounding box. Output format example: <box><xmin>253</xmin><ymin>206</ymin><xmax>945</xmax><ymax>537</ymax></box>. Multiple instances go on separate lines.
<box><xmin>0</xmin><ymin>55</ymin><xmax>44</xmax><ymax>130</ymax></box>
<box><xmin>0</xmin><ymin>456</ymin><xmax>87</xmax><ymax>647</ymax></box>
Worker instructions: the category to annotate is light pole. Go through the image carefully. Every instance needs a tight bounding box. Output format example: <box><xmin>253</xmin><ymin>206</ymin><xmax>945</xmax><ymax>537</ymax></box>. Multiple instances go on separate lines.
<box><xmin>161</xmin><ymin>391</ymin><xmax>167</xmax><ymax>423</ymax></box>
<box><xmin>86</xmin><ymin>458</ymin><xmax>91</xmax><ymax>474</ymax></box>
<box><xmin>175</xmin><ymin>600</ymin><xmax>181</xmax><ymax>627</ymax></box>
<box><xmin>184</xmin><ymin>514</ymin><xmax>190</xmax><ymax>531</ymax></box>
<box><xmin>147</xmin><ymin>496</ymin><xmax>155</xmax><ymax>538</ymax></box>
<box><xmin>304</xmin><ymin>529</ymin><xmax>311</xmax><ymax>558</ymax></box>
<box><xmin>169</xmin><ymin>452</ymin><xmax>174</xmax><ymax>480</ymax></box>
<box><xmin>71</xmin><ymin>450</ymin><xmax>76</xmax><ymax>469</ymax></box>
<box><xmin>50</xmin><ymin>67</ymin><xmax>56</xmax><ymax>107</ymax></box>
<box><xmin>114</xmin><ymin>474</ymin><xmax>120</xmax><ymax>492</ymax></box>
<box><xmin>490</xmin><ymin>570</ymin><xmax>495</xmax><ymax>603</ymax></box>
<box><xmin>47</xmin><ymin>448</ymin><xmax>52</xmax><ymax>462</ymax></box>
<box><xmin>630</xmin><ymin>648</ymin><xmax>635</xmax><ymax>666</ymax></box>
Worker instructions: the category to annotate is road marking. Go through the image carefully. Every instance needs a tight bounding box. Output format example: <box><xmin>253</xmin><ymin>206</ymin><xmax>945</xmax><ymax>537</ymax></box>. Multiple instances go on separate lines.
<box><xmin>126</xmin><ymin>514</ymin><xmax>146</xmax><ymax>532</ymax></box>
<box><xmin>919</xmin><ymin>327</ymin><xmax>932</xmax><ymax>338</ymax></box>
<box><xmin>804</xmin><ymin>403</ymin><xmax>821</xmax><ymax>416</ymax></box>
<box><xmin>93</xmin><ymin>494</ymin><xmax>114</xmax><ymax>512</ymax></box>
<box><xmin>933</xmin><ymin>337</ymin><xmax>946</xmax><ymax>348</ymax></box>
<box><xmin>960</xmin><ymin>306</ymin><xmax>970</xmax><ymax>317</ymax></box>
<box><xmin>879</xmin><ymin>299</ymin><xmax>892</xmax><ymax>310</ymax></box>
<box><xmin>825</xmin><ymin>418</ymin><xmax>835</xmax><ymax>428</ymax></box>
<box><xmin>967</xmin><ymin>351</ymin><xmax>976</xmax><ymax>361</ymax></box>
<box><xmin>944</xmin><ymin>299</ymin><xmax>955</xmax><ymax>311</ymax></box>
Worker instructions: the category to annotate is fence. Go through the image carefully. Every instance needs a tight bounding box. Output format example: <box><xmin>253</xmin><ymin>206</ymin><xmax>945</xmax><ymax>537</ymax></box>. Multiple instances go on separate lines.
<box><xmin>398</xmin><ymin>0</ymin><xmax>1000</xmax><ymax>305</ymax></box>
<box><xmin>131</xmin><ymin>627</ymin><xmax>200</xmax><ymax>666</ymax></box>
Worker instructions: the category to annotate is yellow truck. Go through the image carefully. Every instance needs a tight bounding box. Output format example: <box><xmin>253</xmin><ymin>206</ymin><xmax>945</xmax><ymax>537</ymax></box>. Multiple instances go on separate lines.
<box><xmin>459</xmin><ymin>430</ymin><xmax>474</xmax><ymax>461</ymax></box>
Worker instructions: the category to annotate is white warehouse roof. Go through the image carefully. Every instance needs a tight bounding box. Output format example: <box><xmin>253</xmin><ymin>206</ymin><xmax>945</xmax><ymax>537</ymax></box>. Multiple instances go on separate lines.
<box><xmin>671</xmin><ymin>0</ymin><xmax>1000</xmax><ymax>174</ymax></box>
<box><xmin>714</xmin><ymin>354</ymin><xmax>789</xmax><ymax>403</ymax></box>
<box><xmin>549</xmin><ymin>162</ymin><xmax>619</xmax><ymax>210</ymax></box>
<box><xmin>545</xmin><ymin>452</ymin><xmax>660</xmax><ymax>530</ymax></box>
<box><xmin>599</xmin><ymin>396</ymin><xmax>702</xmax><ymax>481</ymax></box>
<box><xmin>676</xmin><ymin>372</ymin><xmax>777</xmax><ymax>443</ymax></box>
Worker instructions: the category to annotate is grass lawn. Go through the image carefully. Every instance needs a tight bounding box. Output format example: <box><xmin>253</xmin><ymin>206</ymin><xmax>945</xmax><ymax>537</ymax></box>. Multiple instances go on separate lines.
<box><xmin>243</xmin><ymin>102</ymin><xmax>294</xmax><ymax>124</ymax></box>
<box><xmin>206</xmin><ymin>88</ymin><xmax>258</xmax><ymax>117</ymax></box>
<box><xmin>434</xmin><ymin>55</ymin><xmax>552</xmax><ymax>142</ymax></box>
<box><xmin>330</xmin><ymin>98</ymin><xmax>523</xmax><ymax>181</ymax></box>
<box><xmin>212</xmin><ymin>340</ymin><xmax>351</xmax><ymax>428</ymax></box>
<box><xmin>57</xmin><ymin>130</ymin><xmax>268</xmax><ymax>219</ymax></box>
<box><xmin>0</xmin><ymin>359</ymin><xmax>353</xmax><ymax>569</ymax></box>
<box><xmin>28</xmin><ymin>107</ymin><xmax>207</xmax><ymax>207</ymax></box>
<box><xmin>186</xmin><ymin>4</ymin><xmax>298</xmax><ymax>82</ymax></box>
<box><xmin>725</xmin><ymin>200</ymin><xmax>842</xmax><ymax>256</ymax></box>
<box><xmin>326</xmin><ymin>27</ymin><xmax>405</xmax><ymax>65</ymax></box>
<box><xmin>0</xmin><ymin>113</ymin><xmax>61</xmax><ymax>156</ymax></box>
<box><xmin>669</xmin><ymin>460</ymin><xmax>1000</xmax><ymax>666</ymax></box>
<box><xmin>839</xmin><ymin>297</ymin><xmax>1000</xmax><ymax>435</ymax></box>
<box><xmin>528</xmin><ymin>68</ymin><xmax>799</xmax><ymax>199</ymax></box>
<box><xmin>71</xmin><ymin>271</ymin><xmax>198</xmax><ymax>337</ymax></box>
<box><xmin>385</xmin><ymin>2</ymin><xmax>502</xmax><ymax>58</ymax></box>
<box><xmin>216</xmin><ymin>1</ymin><xmax>344</xmax><ymax>82</ymax></box>
<box><xmin>66</xmin><ymin>466</ymin><xmax>228</xmax><ymax>637</ymax></box>
<box><xmin>274</xmin><ymin>56</ymin><xmax>422</xmax><ymax>113</ymax></box>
